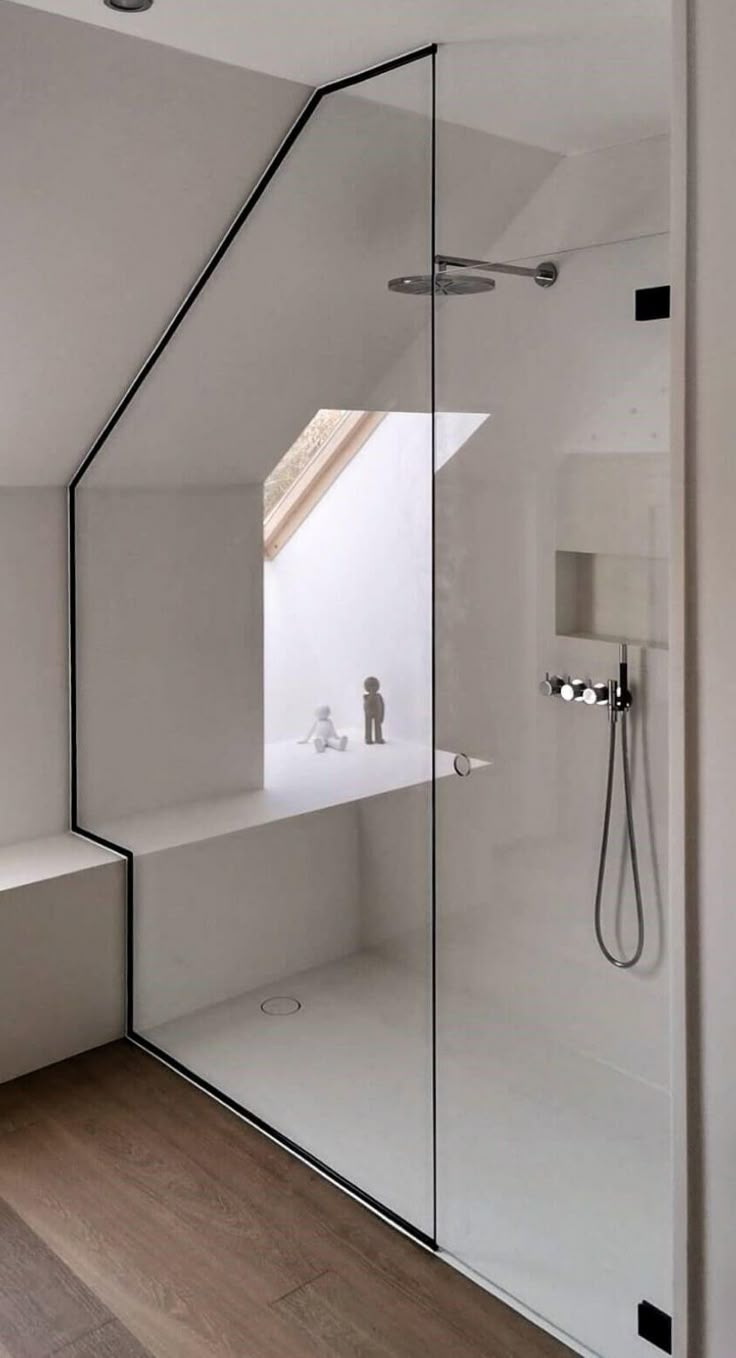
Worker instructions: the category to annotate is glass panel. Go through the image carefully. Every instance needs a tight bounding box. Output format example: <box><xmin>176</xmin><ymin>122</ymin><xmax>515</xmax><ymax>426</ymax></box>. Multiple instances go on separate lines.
<box><xmin>434</xmin><ymin>28</ymin><xmax>672</xmax><ymax>1357</ymax></box>
<box><xmin>76</xmin><ymin>53</ymin><xmax>435</xmax><ymax>1233</ymax></box>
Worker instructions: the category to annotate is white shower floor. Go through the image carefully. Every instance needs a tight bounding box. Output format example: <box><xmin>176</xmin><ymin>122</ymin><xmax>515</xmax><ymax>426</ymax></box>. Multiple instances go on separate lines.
<box><xmin>142</xmin><ymin>951</ymin><xmax>435</xmax><ymax>1234</ymax></box>
<box><xmin>142</xmin><ymin>949</ymin><xmax>670</xmax><ymax>1358</ymax></box>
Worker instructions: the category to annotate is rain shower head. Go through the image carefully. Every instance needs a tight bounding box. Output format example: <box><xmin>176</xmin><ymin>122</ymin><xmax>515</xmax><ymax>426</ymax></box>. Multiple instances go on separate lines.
<box><xmin>388</xmin><ymin>272</ymin><xmax>496</xmax><ymax>296</ymax></box>
<box><xmin>388</xmin><ymin>254</ymin><xmax>558</xmax><ymax>296</ymax></box>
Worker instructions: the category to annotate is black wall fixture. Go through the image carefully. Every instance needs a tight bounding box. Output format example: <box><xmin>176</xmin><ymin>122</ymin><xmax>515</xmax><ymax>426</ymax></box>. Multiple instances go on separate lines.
<box><xmin>635</xmin><ymin>284</ymin><xmax>671</xmax><ymax>321</ymax></box>
<box><xmin>638</xmin><ymin>1300</ymin><xmax>673</xmax><ymax>1353</ymax></box>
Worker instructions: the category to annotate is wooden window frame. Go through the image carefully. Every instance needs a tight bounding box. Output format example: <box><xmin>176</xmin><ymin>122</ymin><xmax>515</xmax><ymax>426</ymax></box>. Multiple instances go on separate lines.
<box><xmin>263</xmin><ymin>410</ymin><xmax>385</xmax><ymax>559</ymax></box>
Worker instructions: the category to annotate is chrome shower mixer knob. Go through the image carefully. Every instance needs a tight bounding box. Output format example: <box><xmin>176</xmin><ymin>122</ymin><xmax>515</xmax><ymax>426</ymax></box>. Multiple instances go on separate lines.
<box><xmin>561</xmin><ymin>678</ymin><xmax>586</xmax><ymax>702</ymax></box>
<box><xmin>539</xmin><ymin>673</ymin><xmax>564</xmax><ymax>697</ymax></box>
<box><xmin>583</xmin><ymin>683</ymin><xmax>610</xmax><ymax>706</ymax></box>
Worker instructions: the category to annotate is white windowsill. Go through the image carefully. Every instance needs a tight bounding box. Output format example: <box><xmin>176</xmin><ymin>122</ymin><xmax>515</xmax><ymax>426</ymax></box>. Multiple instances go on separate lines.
<box><xmin>92</xmin><ymin>735</ymin><xmax>489</xmax><ymax>857</ymax></box>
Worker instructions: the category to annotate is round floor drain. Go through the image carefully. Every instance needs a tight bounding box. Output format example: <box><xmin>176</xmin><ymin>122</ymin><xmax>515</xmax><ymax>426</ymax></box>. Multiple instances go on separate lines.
<box><xmin>260</xmin><ymin>996</ymin><xmax>301</xmax><ymax>1016</ymax></box>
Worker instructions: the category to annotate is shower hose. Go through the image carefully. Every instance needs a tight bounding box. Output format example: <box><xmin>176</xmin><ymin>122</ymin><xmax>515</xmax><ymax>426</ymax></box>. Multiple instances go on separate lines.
<box><xmin>593</xmin><ymin>702</ymin><xmax>645</xmax><ymax>969</ymax></box>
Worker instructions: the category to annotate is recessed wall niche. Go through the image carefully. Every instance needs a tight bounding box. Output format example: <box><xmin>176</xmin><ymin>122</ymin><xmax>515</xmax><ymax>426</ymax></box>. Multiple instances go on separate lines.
<box><xmin>556</xmin><ymin>548</ymin><xmax>668</xmax><ymax>648</ymax></box>
<box><xmin>555</xmin><ymin>451</ymin><xmax>669</xmax><ymax>649</ymax></box>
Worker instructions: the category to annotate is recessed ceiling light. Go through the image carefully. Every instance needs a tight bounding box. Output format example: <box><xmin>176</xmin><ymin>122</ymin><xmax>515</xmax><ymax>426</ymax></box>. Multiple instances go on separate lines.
<box><xmin>104</xmin><ymin>0</ymin><xmax>154</xmax><ymax>11</ymax></box>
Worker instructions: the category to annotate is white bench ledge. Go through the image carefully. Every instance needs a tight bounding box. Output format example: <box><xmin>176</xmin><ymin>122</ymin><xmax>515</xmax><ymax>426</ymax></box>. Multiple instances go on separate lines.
<box><xmin>92</xmin><ymin>736</ymin><xmax>489</xmax><ymax>857</ymax></box>
<box><xmin>0</xmin><ymin>832</ymin><xmax>122</xmax><ymax>892</ymax></box>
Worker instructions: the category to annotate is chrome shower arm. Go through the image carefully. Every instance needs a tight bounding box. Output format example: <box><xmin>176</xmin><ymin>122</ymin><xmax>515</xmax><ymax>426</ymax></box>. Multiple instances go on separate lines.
<box><xmin>435</xmin><ymin>253</ymin><xmax>558</xmax><ymax>288</ymax></box>
<box><xmin>437</xmin><ymin>253</ymin><xmax>537</xmax><ymax>277</ymax></box>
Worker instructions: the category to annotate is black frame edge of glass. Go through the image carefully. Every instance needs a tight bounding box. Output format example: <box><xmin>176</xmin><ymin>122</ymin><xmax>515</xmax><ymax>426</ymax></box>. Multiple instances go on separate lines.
<box><xmin>67</xmin><ymin>39</ymin><xmax>438</xmax><ymax>1250</ymax></box>
<box><xmin>128</xmin><ymin>1031</ymin><xmax>438</xmax><ymax>1250</ymax></box>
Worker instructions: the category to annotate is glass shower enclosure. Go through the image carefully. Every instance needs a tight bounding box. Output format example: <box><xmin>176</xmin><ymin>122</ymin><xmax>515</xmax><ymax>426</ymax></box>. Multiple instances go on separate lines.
<box><xmin>72</xmin><ymin>33</ymin><xmax>673</xmax><ymax>1358</ymax></box>
<box><xmin>434</xmin><ymin>41</ymin><xmax>672</xmax><ymax>1358</ymax></box>
<box><xmin>74</xmin><ymin>48</ymin><xmax>436</xmax><ymax>1241</ymax></box>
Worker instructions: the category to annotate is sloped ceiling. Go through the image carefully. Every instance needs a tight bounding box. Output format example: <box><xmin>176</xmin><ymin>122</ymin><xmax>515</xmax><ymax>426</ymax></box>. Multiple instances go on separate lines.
<box><xmin>0</xmin><ymin>1</ymin><xmax>306</xmax><ymax>483</ymax></box>
<box><xmin>0</xmin><ymin>0</ymin><xmax>669</xmax><ymax>485</ymax></box>
<box><xmin>0</xmin><ymin>1</ymin><xmax>563</xmax><ymax>486</ymax></box>
<box><xmin>9</xmin><ymin>0</ymin><xmax>671</xmax><ymax>153</ymax></box>
<box><xmin>83</xmin><ymin>96</ymin><xmax>559</xmax><ymax>488</ymax></box>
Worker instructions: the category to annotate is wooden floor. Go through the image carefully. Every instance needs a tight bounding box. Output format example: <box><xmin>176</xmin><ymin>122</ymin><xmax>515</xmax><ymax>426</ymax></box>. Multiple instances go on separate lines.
<box><xmin>0</xmin><ymin>1041</ymin><xmax>574</xmax><ymax>1357</ymax></box>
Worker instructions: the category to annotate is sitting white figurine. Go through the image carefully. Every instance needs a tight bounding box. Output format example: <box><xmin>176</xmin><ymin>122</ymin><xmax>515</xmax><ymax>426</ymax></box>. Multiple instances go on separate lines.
<box><xmin>299</xmin><ymin>705</ymin><xmax>348</xmax><ymax>753</ymax></box>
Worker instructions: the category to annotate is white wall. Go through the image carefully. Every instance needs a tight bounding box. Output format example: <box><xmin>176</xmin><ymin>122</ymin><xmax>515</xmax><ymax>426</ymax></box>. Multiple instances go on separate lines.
<box><xmin>688</xmin><ymin>2</ymin><xmax>736</xmax><ymax>1353</ymax></box>
<box><xmin>434</xmin><ymin>235</ymin><xmax>671</xmax><ymax>1093</ymax></box>
<box><xmin>77</xmin><ymin>487</ymin><xmax>264</xmax><ymax>823</ymax></box>
<box><xmin>490</xmin><ymin>133</ymin><xmax>670</xmax><ymax>261</ymax></box>
<box><xmin>0</xmin><ymin>490</ymin><xmax>68</xmax><ymax>845</ymax></box>
<box><xmin>134</xmin><ymin>806</ymin><xmax>360</xmax><ymax>1031</ymax></box>
<box><xmin>263</xmin><ymin>411</ymin><xmax>489</xmax><ymax>752</ymax></box>
<box><xmin>265</xmin><ymin>413</ymin><xmax>432</xmax><ymax>745</ymax></box>
<box><xmin>357</xmin><ymin>782</ymin><xmax>432</xmax><ymax>959</ymax></box>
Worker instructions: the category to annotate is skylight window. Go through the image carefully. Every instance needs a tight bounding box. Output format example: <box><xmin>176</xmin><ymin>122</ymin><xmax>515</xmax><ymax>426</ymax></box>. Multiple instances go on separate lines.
<box><xmin>264</xmin><ymin>410</ymin><xmax>347</xmax><ymax>518</ymax></box>
<box><xmin>264</xmin><ymin>409</ymin><xmax>383</xmax><ymax>558</ymax></box>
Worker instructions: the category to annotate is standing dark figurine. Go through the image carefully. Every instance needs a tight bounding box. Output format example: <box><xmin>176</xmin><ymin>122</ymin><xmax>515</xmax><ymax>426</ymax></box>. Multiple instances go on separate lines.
<box><xmin>363</xmin><ymin>676</ymin><xmax>385</xmax><ymax>744</ymax></box>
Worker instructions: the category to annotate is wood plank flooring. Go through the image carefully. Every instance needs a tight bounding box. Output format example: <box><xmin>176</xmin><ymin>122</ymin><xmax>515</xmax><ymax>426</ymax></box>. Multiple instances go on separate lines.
<box><xmin>0</xmin><ymin>1042</ymin><xmax>574</xmax><ymax>1357</ymax></box>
